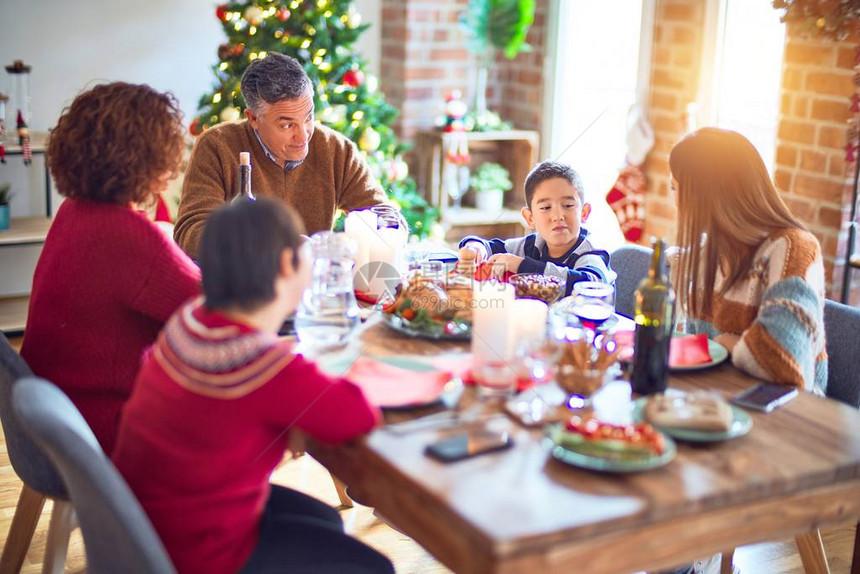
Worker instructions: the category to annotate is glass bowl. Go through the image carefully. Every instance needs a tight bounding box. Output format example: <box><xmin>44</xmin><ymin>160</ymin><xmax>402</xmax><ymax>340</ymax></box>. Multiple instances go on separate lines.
<box><xmin>509</xmin><ymin>273</ymin><xmax>564</xmax><ymax>304</ymax></box>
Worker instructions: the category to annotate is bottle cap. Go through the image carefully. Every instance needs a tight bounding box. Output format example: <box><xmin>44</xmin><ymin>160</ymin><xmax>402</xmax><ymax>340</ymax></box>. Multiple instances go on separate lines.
<box><xmin>239</xmin><ymin>152</ymin><xmax>251</xmax><ymax>166</ymax></box>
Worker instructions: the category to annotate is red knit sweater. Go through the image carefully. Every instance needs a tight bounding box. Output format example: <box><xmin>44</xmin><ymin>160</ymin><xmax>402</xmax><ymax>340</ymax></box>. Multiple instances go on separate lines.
<box><xmin>113</xmin><ymin>300</ymin><xmax>379</xmax><ymax>574</ymax></box>
<box><xmin>20</xmin><ymin>199</ymin><xmax>200</xmax><ymax>454</ymax></box>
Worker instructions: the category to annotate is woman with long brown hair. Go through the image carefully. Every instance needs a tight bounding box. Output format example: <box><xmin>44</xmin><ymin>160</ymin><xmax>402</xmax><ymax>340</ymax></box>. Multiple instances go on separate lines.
<box><xmin>20</xmin><ymin>82</ymin><xmax>200</xmax><ymax>453</ymax></box>
<box><xmin>670</xmin><ymin>127</ymin><xmax>826</xmax><ymax>393</ymax></box>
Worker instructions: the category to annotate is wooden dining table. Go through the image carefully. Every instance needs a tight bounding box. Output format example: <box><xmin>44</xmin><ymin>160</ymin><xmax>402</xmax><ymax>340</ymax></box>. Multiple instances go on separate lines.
<box><xmin>306</xmin><ymin>314</ymin><xmax>860</xmax><ymax>574</ymax></box>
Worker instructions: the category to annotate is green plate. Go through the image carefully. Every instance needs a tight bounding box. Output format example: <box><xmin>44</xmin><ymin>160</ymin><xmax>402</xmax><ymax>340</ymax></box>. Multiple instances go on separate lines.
<box><xmin>670</xmin><ymin>338</ymin><xmax>729</xmax><ymax>372</ymax></box>
<box><xmin>382</xmin><ymin>312</ymin><xmax>471</xmax><ymax>341</ymax></box>
<box><xmin>632</xmin><ymin>396</ymin><xmax>753</xmax><ymax>442</ymax></box>
<box><xmin>544</xmin><ymin>424</ymin><xmax>676</xmax><ymax>473</ymax></box>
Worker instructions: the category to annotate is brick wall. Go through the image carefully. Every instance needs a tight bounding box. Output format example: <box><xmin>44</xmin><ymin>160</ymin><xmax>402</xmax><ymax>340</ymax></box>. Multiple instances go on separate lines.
<box><xmin>380</xmin><ymin>0</ymin><xmax>472</xmax><ymax>142</ymax></box>
<box><xmin>776</xmin><ymin>25</ymin><xmax>859</xmax><ymax>303</ymax></box>
<box><xmin>641</xmin><ymin>0</ymin><xmax>705</xmax><ymax>244</ymax></box>
<box><xmin>641</xmin><ymin>1</ymin><xmax>859</xmax><ymax>302</ymax></box>
<box><xmin>380</xmin><ymin>0</ymin><xmax>549</xmax><ymax>140</ymax></box>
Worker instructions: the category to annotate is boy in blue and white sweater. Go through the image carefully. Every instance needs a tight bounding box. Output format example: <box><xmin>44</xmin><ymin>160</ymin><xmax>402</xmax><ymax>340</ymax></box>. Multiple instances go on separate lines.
<box><xmin>459</xmin><ymin>161</ymin><xmax>615</xmax><ymax>295</ymax></box>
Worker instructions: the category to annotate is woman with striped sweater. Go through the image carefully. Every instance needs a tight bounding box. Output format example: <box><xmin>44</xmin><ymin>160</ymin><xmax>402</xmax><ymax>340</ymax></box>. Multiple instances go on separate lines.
<box><xmin>670</xmin><ymin>127</ymin><xmax>827</xmax><ymax>394</ymax></box>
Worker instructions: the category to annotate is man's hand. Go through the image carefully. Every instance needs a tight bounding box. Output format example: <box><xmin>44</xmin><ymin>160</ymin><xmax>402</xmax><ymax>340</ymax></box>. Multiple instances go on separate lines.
<box><xmin>487</xmin><ymin>253</ymin><xmax>524</xmax><ymax>280</ymax></box>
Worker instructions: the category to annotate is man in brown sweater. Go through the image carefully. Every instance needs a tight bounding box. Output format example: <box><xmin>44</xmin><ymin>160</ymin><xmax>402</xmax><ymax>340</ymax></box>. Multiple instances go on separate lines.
<box><xmin>175</xmin><ymin>53</ymin><xmax>400</xmax><ymax>258</ymax></box>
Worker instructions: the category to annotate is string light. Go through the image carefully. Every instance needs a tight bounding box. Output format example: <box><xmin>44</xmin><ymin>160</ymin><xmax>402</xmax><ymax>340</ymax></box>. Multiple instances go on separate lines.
<box><xmin>213</xmin><ymin>93</ymin><xmax>222</xmax><ymax>103</ymax></box>
<box><xmin>313</xmin><ymin>56</ymin><xmax>323</xmax><ymax>65</ymax></box>
<box><xmin>316</xmin><ymin>49</ymin><xmax>327</xmax><ymax>57</ymax></box>
<box><xmin>319</xmin><ymin>62</ymin><xmax>331</xmax><ymax>72</ymax></box>
<box><xmin>249</xmin><ymin>26</ymin><xmax>257</xmax><ymax>35</ymax></box>
<box><xmin>316</xmin><ymin>0</ymin><xmax>327</xmax><ymax>8</ymax></box>
<box><xmin>353</xmin><ymin>111</ymin><xmax>364</xmax><ymax>120</ymax></box>
<box><xmin>290</xmin><ymin>0</ymin><xmax>300</xmax><ymax>8</ymax></box>
<box><xmin>301</xmin><ymin>39</ymin><xmax>311</xmax><ymax>49</ymax></box>
<box><xmin>219</xmin><ymin>62</ymin><xmax>229</xmax><ymax>71</ymax></box>
<box><xmin>249</xmin><ymin>52</ymin><xmax>258</xmax><ymax>61</ymax></box>
<box><xmin>258</xmin><ymin>51</ymin><xmax>267</xmax><ymax>58</ymax></box>
<box><xmin>350</xmin><ymin>120</ymin><xmax>360</xmax><ymax>128</ymax></box>
<box><xmin>347</xmin><ymin>93</ymin><xmax>357</xmax><ymax>102</ymax></box>
<box><xmin>320</xmin><ymin>93</ymin><xmax>328</xmax><ymax>102</ymax></box>
<box><xmin>334</xmin><ymin>85</ymin><xmax>345</xmax><ymax>94</ymax></box>
<box><xmin>229</xmin><ymin>11</ymin><xmax>240</xmax><ymax>21</ymax></box>
<box><xmin>306</xmin><ymin>26</ymin><xmax>316</xmax><ymax>35</ymax></box>
<box><xmin>210</xmin><ymin>115</ymin><xmax>218</xmax><ymax>123</ymax></box>
<box><xmin>234</xmin><ymin>22</ymin><xmax>242</xmax><ymax>31</ymax></box>
<box><xmin>323</xmin><ymin>10</ymin><xmax>332</xmax><ymax>18</ymax></box>
<box><xmin>340</xmin><ymin>14</ymin><xmax>348</xmax><ymax>23</ymax></box>
<box><xmin>275</xmin><ymin>30</ymin><xmax>284</xmax><ymax>38</ymax></box>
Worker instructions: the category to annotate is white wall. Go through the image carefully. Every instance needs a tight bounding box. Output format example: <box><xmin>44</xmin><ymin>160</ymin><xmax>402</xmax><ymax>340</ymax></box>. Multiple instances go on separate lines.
<box><xmin>0</xmin><ymin>0</ymin><xmax>381</xmax><ymax>294</ymax></box>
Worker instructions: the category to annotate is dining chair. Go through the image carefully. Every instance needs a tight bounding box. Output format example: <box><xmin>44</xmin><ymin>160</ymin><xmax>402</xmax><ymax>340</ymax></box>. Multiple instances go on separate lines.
<box><xmin>12</xmin><ymin>376</ymin><xmax>176</xmax><ymax>574</ymax></box>
<box><xmin>609</xmin><ymin>244</ymin><xmax>652</xmax><ymax>319</ymax></box>
<box><xmin>823</xmin><ymin>299</ymin><xmax>860</xmax><ymax>574</ymax></box>
<box><xmin>0</xmin><ymin>333</ymin><xmax>76</xmax><ymax>574</ymax></box>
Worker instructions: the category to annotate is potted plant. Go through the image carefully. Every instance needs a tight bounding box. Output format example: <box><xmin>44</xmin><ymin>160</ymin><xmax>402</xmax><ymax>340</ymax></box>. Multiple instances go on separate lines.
<box><xmin>0</xmin><ymin>183</ymin><xmax>12</xmax><ymax>231</ymax></box>
<box><xmin>470</xmin><ymin>163</ymin><xmax>512</xmax><ymax>213</ymax></box>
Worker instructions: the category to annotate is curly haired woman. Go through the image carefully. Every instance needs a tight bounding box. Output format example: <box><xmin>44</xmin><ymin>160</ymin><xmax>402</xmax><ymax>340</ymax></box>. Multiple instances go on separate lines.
<box><xmin>20</xmin><ymin>83</ymin><xmax>200</xmax><ymax>453</ymax></box>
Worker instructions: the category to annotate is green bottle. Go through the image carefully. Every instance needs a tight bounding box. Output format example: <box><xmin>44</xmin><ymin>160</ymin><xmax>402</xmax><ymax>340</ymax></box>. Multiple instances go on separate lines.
<box><xmin>631</xmin><ymin>238</ymin><xmax>675</xmax><ymax>395</ymax></box>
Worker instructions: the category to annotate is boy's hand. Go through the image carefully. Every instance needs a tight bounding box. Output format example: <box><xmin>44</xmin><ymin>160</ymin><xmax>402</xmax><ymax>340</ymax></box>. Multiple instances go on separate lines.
<box><xmin>487</xmin><ymin>253</ymin><xmax>524</xmax><ymax>279</ymax></box>
<box><xmin>458</xmin><ymin>243</ymin><xmax>487</xmax><ymax>265</ymax></box>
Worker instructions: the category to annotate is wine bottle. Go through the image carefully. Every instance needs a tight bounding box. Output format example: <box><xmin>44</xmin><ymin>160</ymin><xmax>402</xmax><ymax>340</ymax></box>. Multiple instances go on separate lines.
<box><xmin>631</xmin><ymin>237</ymin><xmax>675</xmax><ymax>395</ymax></box>
<box><xmin>231</xmin><ymin>152</ymin><xmax>256</xmax><ymax>204</ymax></box>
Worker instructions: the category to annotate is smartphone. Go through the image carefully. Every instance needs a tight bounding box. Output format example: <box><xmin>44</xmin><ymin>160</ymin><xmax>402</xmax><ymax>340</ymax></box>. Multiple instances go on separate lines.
<box><xmin>731</xmin><ymin>383</ymin><xmax>798</xmax><ymax>412</ymax></box>
<box><xmin>425</xmin><ymin>429</ymin><xmax>513</xmax><ymax>462</ymax></box>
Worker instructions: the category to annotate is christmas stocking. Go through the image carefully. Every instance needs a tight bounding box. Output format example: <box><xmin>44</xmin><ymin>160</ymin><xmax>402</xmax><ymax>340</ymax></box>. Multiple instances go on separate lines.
<box><xmin>606</xmin><ymin>165</ymin><xmax>646</xmax><ymax>242</ymax></box>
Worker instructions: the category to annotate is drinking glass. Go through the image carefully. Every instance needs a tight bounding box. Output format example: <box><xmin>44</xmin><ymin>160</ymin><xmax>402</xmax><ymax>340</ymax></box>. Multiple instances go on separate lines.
<box><xmin>570</xmin><ymin>281</ymin><xmax>615</xmax><ymax>332</ymax></box>
<box><xmin>295</xmin><ymin>232</ymin><xmax>361</xmax><ymax>351</ymax></box>
<box><xmin>515</xmin><ymin>334</ymin><xmax>562</xmax><ymax>388</ymax></box>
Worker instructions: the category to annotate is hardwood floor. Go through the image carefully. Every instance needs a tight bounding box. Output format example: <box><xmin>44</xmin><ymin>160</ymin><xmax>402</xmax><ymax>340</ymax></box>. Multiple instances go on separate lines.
<box><xmin>1</xmin><ymin>336</ymin><xmax>855</xmax><ymax>573</ymax></box>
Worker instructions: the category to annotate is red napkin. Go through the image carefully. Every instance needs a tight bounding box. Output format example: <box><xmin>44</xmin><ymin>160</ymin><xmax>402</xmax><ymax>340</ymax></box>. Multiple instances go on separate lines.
<box><xmin>355</xmin><ymin>290</ymin><xmax>380</xmax><ymax>304</ymax></box>
<box><xmin>427</xmin><ymin>355</ymin><xmax>535</xmax><ymax>392</ymax></box>
<box><xmin>346</xmin><ymin>357</ymin><xmax>451</xmax><ymax>408</ymax></box>
<box><xmin>614</xmin><ymin>331</ymin><xmax>713</xmax><ymax>367</ymax></box>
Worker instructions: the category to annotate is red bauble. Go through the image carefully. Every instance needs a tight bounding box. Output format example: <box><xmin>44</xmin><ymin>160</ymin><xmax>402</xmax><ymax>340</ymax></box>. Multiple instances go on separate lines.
<box><xmin>342</xmin><ymin>68</ymin><xmax>365</xmax><ymax>88</ymax></box>
<box><xmin>189</xmin><ymin>117</ymin><xmax>202</xmax><ymax>137</ymax></box>
<box><xmin>276</xmin><ymin>8</ymin><xmax>291</xmax><ymax>21</ymax></box>
<box><xmin>216</xmin><ymin>4</ymin><xmax>229</xmax><ymax>21</ymax></box>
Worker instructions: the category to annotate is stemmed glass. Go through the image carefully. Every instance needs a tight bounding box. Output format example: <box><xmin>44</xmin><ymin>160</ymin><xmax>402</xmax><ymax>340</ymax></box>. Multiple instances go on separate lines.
<box><xmin>570</xmin><ymin>281</ymin><xmax>615</xmax><ymax>333</ymax></box>
<box><xmin>515</xmin><ymin>334</ymin><xmax>563</xmax><ymax>388</ymax></box>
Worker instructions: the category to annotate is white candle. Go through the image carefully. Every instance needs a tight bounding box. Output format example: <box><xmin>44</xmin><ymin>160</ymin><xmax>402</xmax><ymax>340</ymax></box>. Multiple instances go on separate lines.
<box><xmin>368</xmin><ymin>227</ymin><xmax>406</xmax><ymax>299</ymax></box>
<box><xmin>472</xmin><ymin>281</ymin><xmax>516</xmax><ymax>393</ymax></box>
<box><xmin>509</xmin><ymin>299</ymin><xmax>548</xmax><ymax>352</ymax></box>
<box><xmin>344</xmin><ymin>210</ymin><xmax>378</xmax><ymax>292</ymax></box>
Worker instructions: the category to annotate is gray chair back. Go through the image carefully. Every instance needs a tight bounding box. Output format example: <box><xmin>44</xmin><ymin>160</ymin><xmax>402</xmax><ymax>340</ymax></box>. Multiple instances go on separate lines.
<box><xmin>13</xmin><ymin>377</ymin><xmax>176</xmax><ymax>574</ymax></box>
<box><xmin>824</xmin><ymin>300</ymin><xmax>860</xmax><ymax>408</ymax></box>
<box><xmin>0</xmin><ymin>333</ymin><xmax>66</xmax><ymax>498</ymax></box>
<box><xmin>610</xmin><ymin>244</ymin><xmax>652</xmax><ymax>319</ymax></box>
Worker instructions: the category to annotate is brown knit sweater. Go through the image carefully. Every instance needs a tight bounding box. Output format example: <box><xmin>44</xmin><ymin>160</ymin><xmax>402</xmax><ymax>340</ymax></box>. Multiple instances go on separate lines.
<box><xmin>174</xmin><ymin>120</ymin><xmax>389</xmax><ymax>258</ymax></box>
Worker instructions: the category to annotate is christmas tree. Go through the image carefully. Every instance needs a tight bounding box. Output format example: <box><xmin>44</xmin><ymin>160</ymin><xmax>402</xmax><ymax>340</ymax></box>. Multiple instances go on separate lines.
<box><xmin>192</xmin><ymin>0</ymin><xmax>438</xmax><ymax>238</ymax></box>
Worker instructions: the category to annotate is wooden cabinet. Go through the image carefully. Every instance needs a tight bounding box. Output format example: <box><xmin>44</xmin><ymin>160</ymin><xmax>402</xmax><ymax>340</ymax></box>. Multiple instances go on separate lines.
<box><xmin>0</xmin><ymin>132</ymin><xmax>53</xmax><ymax>334</ymax></box>
<box><xmin>412</xmin><ymin>129</ymin><xmax>539</xmax><ymax>241</ymax></box>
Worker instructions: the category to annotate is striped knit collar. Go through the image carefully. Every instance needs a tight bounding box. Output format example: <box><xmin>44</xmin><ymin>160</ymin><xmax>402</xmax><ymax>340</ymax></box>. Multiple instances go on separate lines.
<box><xmin>154</xmin><ymin>298</ymin><xmax>295</xmax><ymax>399</ymax></box>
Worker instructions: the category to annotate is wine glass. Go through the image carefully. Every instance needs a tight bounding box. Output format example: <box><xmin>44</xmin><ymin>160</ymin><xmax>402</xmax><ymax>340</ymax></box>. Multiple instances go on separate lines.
<box><xmin>570</xmin><ymin>281</ymin><xmax>615</xmax><ymax>332</ymax></box>
<box><xmin>515</xmin><ymin>333</ymin><xmax>563</xmax><ymax>388</ymax></box>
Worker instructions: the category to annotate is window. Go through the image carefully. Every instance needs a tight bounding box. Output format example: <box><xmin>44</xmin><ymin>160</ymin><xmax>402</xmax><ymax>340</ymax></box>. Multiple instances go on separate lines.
<box><xmin>696</xmin><ymin>0</ymin><xmax>786</xmax><ymax>173</ymax></box>
<box><xmin>545</xmin><ymin>0</ymin><xmax>656</xmax><ymax>252</ymax></box>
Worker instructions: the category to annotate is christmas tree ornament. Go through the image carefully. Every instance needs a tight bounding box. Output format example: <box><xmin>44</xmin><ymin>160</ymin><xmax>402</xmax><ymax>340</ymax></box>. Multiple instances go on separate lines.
<box><xmin>0</xmin><ymin>93</ymin><xmax>6</xmax><ymax>163</ymax></box>
<box><xmin>359</xmin><ymin>126</ymin><xmax>380</xmax><ymax>152</ymax></box>
<box><xmin>5</xmin><ymin>60</ymin><xmax>32</xmax><ymax>158</ymax></box>
<box><xmin>16</xmin><ymin>110</ymin><xmax>31</xmax><ymax>166</ymax></box>
<box><xmin>216</xmin><ymin>4</ymin><xmax>229</xmax><ymax>22</ymax></box>
<box><xmin>606</xmin><ymin>166</ymin><xmax>646</xmax><ymax>242</ymax></box>
<box><xmin>244</xmin><ymin>6</ymin><xmax>264</xmax><ymax>26</ymax></box>
<box><xmin>189</xmin><ymin>116</ymin><xmax>203</xmax><ymax>137</ymax></box>
<box><xmin>220</xmin><ymin>106</ymin><xmax>242</xmax><ymax>123</ymax></box>
<box><xmin>276</xmin><ymin>8</ymin><xmax>291</xmax><ymax>22</ymax></box>
<box><xmin>346</xmin><ymin>8</ymin><xmax>362</xmax><ymax>28</ymax></box>
<box><xmin>341</xmin><ymin>68</ymin><xmax>364</xmax><ymax>88</ymax></box>
<box><xmin>443</xmin><ymin>91</ymin><xmax>470</xmax><ymax>165</ymax></box>
<box><xmin>365</xmin><ymin>74</ymin><xmax>378</xmax><ymax>93</ymax></box>
<box><xmin>388</xmin><ymin>157</ymin><xmax>409</xmax><ymax>181</ymax></box>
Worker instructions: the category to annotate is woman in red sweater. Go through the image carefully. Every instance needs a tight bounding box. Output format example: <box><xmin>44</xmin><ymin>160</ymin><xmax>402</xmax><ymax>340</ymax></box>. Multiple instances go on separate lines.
<box><xmin>113</xmin><ymin>199</ymin><xmax>392</xmax><ymax>574</ymax></box>
<box><xmin>20</xmin><ymin>83</ymin><xmax>200</xmax><ymax>454</ymax></box>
